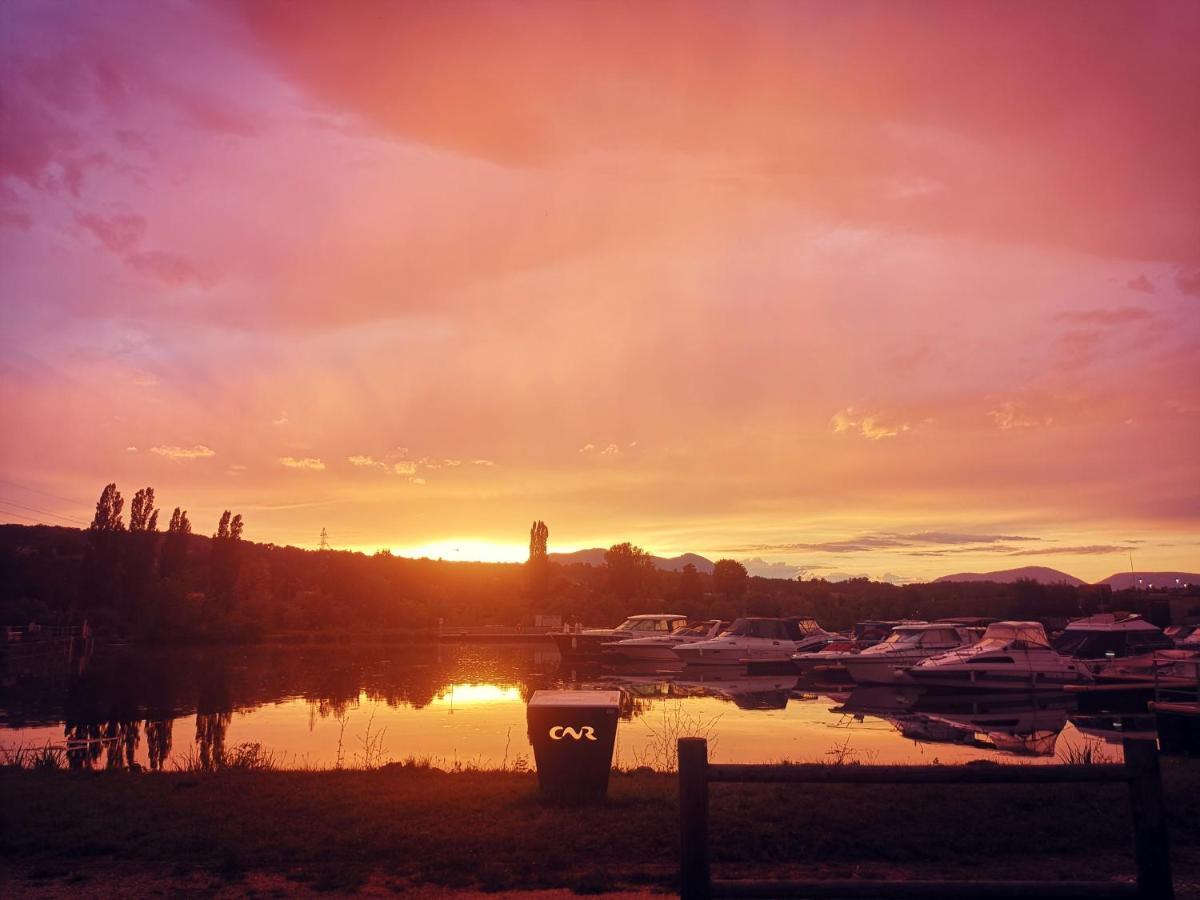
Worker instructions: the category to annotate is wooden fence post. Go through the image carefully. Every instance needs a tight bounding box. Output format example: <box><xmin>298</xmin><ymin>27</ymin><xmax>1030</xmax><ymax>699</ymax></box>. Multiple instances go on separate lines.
<box><xmin>679</xmin><ymin>737</ymin><xmax>711</xmax><ymax>900</ymax></box>
<box><xmin>1123</xmin><ymin>737</ymin><xmax>1173</xmax><ymax>900</ymax></box>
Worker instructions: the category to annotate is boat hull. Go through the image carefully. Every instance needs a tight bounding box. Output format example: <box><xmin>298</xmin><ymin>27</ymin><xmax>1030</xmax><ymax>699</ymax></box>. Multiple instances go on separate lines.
<box><xmin>904</xmin><ymin>667</ymin><xmax>1090</xmax><ymax>692</ymax></box>
<box><xmin>550</xmin><ymin>632</ymin><xmax>617</xmax><ymax>659</ymax></box>
<box><xmin>843</xmin><ymin>653</ymin><xmax>935</xmax><ymax>685</ymax></box>
<box><xmin>600</xmin><ymin>643</ymin><xmax>685</xmax><ymax>663</ymax></box>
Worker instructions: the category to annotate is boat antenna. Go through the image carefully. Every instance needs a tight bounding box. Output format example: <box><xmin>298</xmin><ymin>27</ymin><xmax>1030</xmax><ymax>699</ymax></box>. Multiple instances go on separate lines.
<box><xmin>1128</xmin><ymin>550</ymin><xmax>1136</xmax><ymax>591</ymax></box>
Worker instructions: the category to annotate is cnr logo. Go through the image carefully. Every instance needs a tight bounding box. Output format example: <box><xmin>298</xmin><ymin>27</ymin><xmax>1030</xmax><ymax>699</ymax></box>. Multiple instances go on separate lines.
<box><xmin>549</xmin><ymin>725</ymin><xmax>597</xmax><ymax>741</ymax></box>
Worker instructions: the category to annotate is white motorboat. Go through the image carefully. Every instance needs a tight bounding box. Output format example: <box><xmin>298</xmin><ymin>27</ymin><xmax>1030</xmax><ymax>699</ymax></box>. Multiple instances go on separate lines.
<box><xmin>672</xmin><ymin>616</ymin><xmax>835</xmax><ymax>666</ymax></box>
<box><xmin>599</xmin><ymin>619</ymin><xmax>727</xmax><ymax>664</ymax></box>
<box><xmin>549</xmin><ymin>614</ymin><xmax>687</xmax><ymax>659</ymax></box>
<box><xmin>1051</xmin><ymin>612</ymin><xmax>1175</xmax><ymax>677</ymax></box>
<box><xmin>840</xmin><ymin>623</ymin><xmax>980</xmax><ymax>685</ymax></box>
<box><xmin>1165</xmin><ymin>624</ymin><xmax>1200</xmax><ymax>649</ymax></box>
<box><xmin>789</xmin><ymin>620</ymin><xmax>924</xmax><ymax>676</ymax></box>
<box><xmin>905</xmin><ymin>621</ymin><xmax>1093</xmax><ymax>691</ymax></box>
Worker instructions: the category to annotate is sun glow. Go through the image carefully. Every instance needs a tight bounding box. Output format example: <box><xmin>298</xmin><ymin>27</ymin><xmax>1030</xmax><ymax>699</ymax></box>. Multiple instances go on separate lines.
<box><xmin>390</xmin><ymin>540</ymin><xmax>531</xmax><ymax>564</ymax></box>
<box><xmin>432</xmin><ymin>684</ymin><xmax>522</xmax><ymax>706</ymax></box>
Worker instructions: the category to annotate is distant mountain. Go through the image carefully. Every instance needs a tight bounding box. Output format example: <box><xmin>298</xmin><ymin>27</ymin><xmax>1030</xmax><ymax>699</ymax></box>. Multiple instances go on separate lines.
<box><xmin>549</xmin><ymin>549</ymin><xmax>715</xmax><ymax>573</ymax></box>
<box><xmin>1098</xmin><ymin>572</ymin><xmax>1199</xmax><ymax>590</ymax></box>
<box><xmin>934</xmin><ymin>566</ymin><xmax>1085</xmax><ymax>586</ymax></box>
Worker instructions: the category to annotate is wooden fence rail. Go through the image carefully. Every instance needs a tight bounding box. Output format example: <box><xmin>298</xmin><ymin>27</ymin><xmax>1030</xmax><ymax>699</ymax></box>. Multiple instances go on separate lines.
<box><xmin>678</xmin><ymin>736</ymin><xmax>1172</xmax><ymax>900</ymax></box>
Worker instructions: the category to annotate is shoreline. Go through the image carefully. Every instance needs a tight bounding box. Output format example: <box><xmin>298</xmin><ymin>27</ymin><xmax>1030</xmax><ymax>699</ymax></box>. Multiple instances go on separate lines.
<box><xmin>4</xmin><ymin>763</ymin><xmax>1199</xmax><ymax>896</ymax></box>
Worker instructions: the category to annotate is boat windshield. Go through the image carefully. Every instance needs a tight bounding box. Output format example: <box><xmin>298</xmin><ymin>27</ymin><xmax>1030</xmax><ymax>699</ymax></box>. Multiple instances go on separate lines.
<box><xmin>720</xmin><ymin>619</ymin><xmax>794</xmax><ymax>640</ymax></box>
<box><xmin>614</xmin><ymin>618</ymin><xmax>675</xmax><ymax>633</ymax></box>
<box><xmin>879</xmin><ymin>629</ymin><xmax>925</xmax><ymax>646</ymax></box>
<box><xmin>792</xmin><ymin>618</ymin><xmax>824</xmax><ymax>635</ymax></box>
<box><xmin>853</xmin><ymin>622</ymin><xmax>896</xmax><ymax>642</ymax></box>
<box><xmin>677</xmin><ymin>622</ymin><xmax>715</xmax><ymax>637</ymax></box>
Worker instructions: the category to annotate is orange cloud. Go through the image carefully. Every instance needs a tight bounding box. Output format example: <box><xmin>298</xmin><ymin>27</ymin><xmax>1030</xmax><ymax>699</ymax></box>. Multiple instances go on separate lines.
<box><xmin>149</xmin><ymin>445</ymin><xmax>216</xmax><ymax>460</ymax></box>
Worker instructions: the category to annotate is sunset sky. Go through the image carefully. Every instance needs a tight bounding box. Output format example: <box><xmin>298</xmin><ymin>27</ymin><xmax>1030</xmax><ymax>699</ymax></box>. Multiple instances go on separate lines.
<box><xmin>1</xmin><ymin>1</ymin><xmax>1197</xmax><ymax>583</ymax></box>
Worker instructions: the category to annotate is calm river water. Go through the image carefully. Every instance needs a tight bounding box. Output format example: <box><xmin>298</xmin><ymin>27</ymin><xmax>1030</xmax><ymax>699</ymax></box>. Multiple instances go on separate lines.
<box><xmin>0</xmin><ymin>641</ymin><xmax>1133</xmax><ymax>770</ymax></box>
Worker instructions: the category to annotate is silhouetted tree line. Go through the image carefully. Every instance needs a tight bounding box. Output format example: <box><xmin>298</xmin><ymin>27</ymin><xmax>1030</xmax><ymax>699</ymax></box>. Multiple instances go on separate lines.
<box><xmin>0</xmin><ymin>486</ymin><xmax>1182</xmax><ymax>640</ymax></box>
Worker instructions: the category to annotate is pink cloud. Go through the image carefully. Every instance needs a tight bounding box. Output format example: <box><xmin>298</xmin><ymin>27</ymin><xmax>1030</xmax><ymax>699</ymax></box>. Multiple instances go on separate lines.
<box><xmin>78</xmin><ymin>212</ymin><xmax>146</xmax><ymax>253</ymax></box>
<box><xmin>0</xmin><ymin>2</ymin><xmax>1196</xmax><ymax>581</ymax></box>
<box><xmin>236</xmin><ymin>0</ymin><xmax>1200</xmax><ymax>262</ymax></box>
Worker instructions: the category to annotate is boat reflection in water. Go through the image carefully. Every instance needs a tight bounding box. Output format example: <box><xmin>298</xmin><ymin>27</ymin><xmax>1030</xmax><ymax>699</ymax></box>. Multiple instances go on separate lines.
<box><xmin>833</xmin><ymin>685</ymin><xmax>1077</xmax><ymax>756</ymax></box>
<box><xmin>0</xmin><ymin>642</ymin><xmax>1140</xmax><ymax>770</ymax></box>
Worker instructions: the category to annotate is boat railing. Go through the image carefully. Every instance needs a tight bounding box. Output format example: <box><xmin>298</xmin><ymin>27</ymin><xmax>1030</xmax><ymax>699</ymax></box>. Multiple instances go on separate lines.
<box><xmin>1152</xmin><ymin>655</ymin><xmax>1200</xmax><ymax>707</ymax></box>
<box><xmin>677</xmin><ymin>735</ymin><xmax>1172</xmax><ymax>900</ymax></box>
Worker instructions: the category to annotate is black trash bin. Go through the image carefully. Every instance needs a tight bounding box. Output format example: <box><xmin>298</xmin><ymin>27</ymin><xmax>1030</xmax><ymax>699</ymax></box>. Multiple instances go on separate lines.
<box><xmin>527</xmin><ymin>690</ymin><xmax>621</xmax><ymax>804</ymax></box>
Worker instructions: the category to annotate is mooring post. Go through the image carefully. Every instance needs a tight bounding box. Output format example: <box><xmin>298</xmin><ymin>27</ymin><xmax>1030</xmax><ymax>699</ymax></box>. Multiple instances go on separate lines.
<box><xmin>679</xmin><ymin>737</ymin><xmax>711</xmax><ymax>900</ymax></box>
<box><xmin>1123</xmin><ymin>736</ymin><xmax>1173</xmax><ymax>900</ymax></box>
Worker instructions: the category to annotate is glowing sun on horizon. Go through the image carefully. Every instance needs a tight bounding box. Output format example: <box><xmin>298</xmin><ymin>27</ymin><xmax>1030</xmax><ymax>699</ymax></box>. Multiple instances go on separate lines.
<box><xmin>389</xmin><ymin>540</ymin><xmax>533</xmax><ymax>564</ymax></box>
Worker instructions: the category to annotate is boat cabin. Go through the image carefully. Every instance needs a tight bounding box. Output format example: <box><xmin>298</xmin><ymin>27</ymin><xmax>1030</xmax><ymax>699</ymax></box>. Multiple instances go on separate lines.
<box><xmin>875</xmin><ymin>623</ymin><xmax>973</xmax><ymax>649</ymax></box>
<box><xmin>1052</xmin><ymin>613</ymin><xmax>1173</xmax><ymax>659</ymax></box>
<box><xmin>612</xmin><ymin>614</ymin><xmax>688</xmax><ymax>634</ymax></box>
<box><xmin>721</xmin><ymin>618</ymin><xmax>815</xmax><ymax>641</ymax></box>
<box><xmin>851</xmin><ymin>620</ymin><xmax>914</xmax><ymax>643</ymax></box>
<box><xmin>977</xmin><ymin>621</ymin><xmax>1052</xmax><ymax>649</ymax></box>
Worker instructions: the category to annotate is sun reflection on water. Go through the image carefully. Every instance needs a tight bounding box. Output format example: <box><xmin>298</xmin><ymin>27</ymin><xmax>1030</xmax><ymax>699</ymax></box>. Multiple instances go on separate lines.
<box><xmin>432</xmin><ymin>684</ymin><xmax>522</xmax><ymax>707</ymax></box>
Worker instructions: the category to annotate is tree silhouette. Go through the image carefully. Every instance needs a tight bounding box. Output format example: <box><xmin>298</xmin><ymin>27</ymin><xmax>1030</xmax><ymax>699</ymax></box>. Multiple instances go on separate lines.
<box><xmin>676</xmin><ymin>562</ymin><xmax>703</xmax><ymax>609</ymax></box>
<box><xmin>604</xmin><ymin>542</ymin><xmax>655</xmax><ymax>601</ymax></box>
<box><xmin>161</xmin><ymin>507</ymin><xmax>191</xmax><ymax>580</ymax></box>
<box><xmin>526</xmin><ymin>520</ymin><xmax>551</xmax><ymax>608</ymax></box>
<box><xmin>125</xmin><ymin>486</ymin><xmax>160</xmax><ymax>621</ymax></box>
<box><xmin>90</xmin><ymin>483</ymin><xmax>125</xmax><ymax>533</ymax></box>
<box><xmin>713</xmin><ymin>559</ymin><xmax>749</xmax><ymax>609</ymax></box>
<box><xmin>210</xmin><ymin>510</ymin><xmax>244</xmax><ymax>611</ymax></box>
<box><xmin>82</xmin><ymin>483</ymin><xmax>125</xmax><ymax>612</ymax></box>
<box><xmin>528</xmin><ymin>520</ymin><xmax>549</xmax><ymax>560</ymax></box>
<box><xmin>128</xmin><ymin>487</ymin><xmax>159</xmax><ymax>533</ymax></box>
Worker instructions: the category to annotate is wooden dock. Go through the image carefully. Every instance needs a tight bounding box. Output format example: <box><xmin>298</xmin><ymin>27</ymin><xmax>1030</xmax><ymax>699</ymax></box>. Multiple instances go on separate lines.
<box><xmin>2</xmin><ymin>623</ymin><xmax>92</xmax><ymax>661</ymax></box>
<box><xmin>437</xmin><ymin>626</ymin><xmax>555</xmax><ymax>643</ymax></box>
<box><xmin>1150</xmin><ymin>657</ymin><xmax>1200</xmax><ymax>754</ymax></box>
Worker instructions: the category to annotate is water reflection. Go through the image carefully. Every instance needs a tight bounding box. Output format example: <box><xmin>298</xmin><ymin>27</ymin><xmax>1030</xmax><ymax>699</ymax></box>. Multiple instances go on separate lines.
<box><xmin>0</xmin><ymin>642</ymin><xmax>1133</xmax><ymax>769</ymax></box>
<box><xmin>835</xmin><ymin>685</ymin><xmax>1075</xmax><ymax>756</ymax></box>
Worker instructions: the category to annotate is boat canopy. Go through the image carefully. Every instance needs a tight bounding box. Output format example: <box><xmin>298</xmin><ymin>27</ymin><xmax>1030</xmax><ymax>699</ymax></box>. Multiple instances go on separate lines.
<box><xmin>1064</xmin><ymin>613</ymin><xmax>1160</xmax><ymax>632</ymax></box>
<box><xmin>614</xmin><ymin>615</ymin><xmax>688</xmax><ymax>633</ymax></box>
<box><xmin>980</xmin><ymin>621</ymin><xmax>1050</xmax><ymax>647</ymax></box>
<box><xmin>723</xmin><ymin>618</ymin><xmax>811</xmax><ymax>640</ymax></box>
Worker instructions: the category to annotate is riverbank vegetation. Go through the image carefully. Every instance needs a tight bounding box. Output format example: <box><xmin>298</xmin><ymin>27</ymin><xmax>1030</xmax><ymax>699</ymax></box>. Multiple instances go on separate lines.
<box><xmin>3</xmin><ymin>762</ymin><xmax>1199</xmax><ymax>894</ymax></box>
<box><xmin>0</xmin><ymin>481</ymin><xmax>1178</xmax><ymax>642</ymax></box>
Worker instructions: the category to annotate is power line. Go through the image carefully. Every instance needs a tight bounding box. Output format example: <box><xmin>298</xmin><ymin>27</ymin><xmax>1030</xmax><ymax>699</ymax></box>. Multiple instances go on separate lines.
<box><xmin>0</xmin><ymin>477</ymin><xmax>86</xmax><ymax>507</ymax></box>
<box><xmin>0</xmin><ymin>498</ymin><xmax>90</xmax><ymax>526</ymax></box>
<box><xmin>0</xmin><ymin>509</ymin><xmax>46</xmax><ymax>525</ymax></box>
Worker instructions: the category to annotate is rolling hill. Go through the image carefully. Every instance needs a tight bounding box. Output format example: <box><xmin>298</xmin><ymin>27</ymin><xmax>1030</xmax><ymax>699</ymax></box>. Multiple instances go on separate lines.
<box><xmin>934</xmin><ymin>566</ymin><xmax>1085</xmax><ymax>586</ymax></box>
<box><xmin>548</xmin><ymin>549</ymin><xmax>714</xmax><ymax>573</ymax></box>
<box><xmin>1098</xmin><ymin>571</ymin><xmax>1199</xmax><ymax>590</ymax></box>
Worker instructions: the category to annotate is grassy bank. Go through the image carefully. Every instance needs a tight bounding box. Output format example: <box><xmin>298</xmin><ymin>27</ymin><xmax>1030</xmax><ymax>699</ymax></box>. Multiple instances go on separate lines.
<box><xmin>3</xmin><ymin>762</ymin><xmax>1200</xmax><ymax>895</ymax></box>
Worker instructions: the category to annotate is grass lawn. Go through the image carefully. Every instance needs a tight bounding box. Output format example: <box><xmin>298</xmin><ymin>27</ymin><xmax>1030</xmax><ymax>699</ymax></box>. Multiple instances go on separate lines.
<box><xmin>2</xmin><ymin>761</ymin><xmax>1198</xmax><ymax>895</ymax></box>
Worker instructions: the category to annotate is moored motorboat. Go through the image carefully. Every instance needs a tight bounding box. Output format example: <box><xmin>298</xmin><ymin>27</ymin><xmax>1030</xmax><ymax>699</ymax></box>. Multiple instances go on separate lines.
<box><xmin>1051</xmin><ymin>612</ymin><xmax>1175</xmax><ymax>677</ymax></box>
<box><xmin>672</xmin><ymin>617</ymin><xmax>836</xmax><ymax>666</ymax></box>
<box><xmin>549</xmin><ymin>614</ymin><xmax>687</xmax><ymax>659</ymax></box>
<box><xmin>1165</xmin><ymin>624</ymin><xmax>1200</xmax><ymax>649</ymax></box>
<box><xmin>599</xmin><ymin>619</ymin><xmax>727</xmax><ymax>664</ymax></box>
<box><xmin>841</xmin><ymin>623</ymin><xmax>980</xmax><ymax>685</ymax></box>
<box><xmin>905</xmin><ymin>621</ymin><xmax>1093</xmax><ymax>691</ymax></box>
<box><xmin>789</xmin><ymin>620</ymin><xmax>924</xmax><ymax>677</ymax></box>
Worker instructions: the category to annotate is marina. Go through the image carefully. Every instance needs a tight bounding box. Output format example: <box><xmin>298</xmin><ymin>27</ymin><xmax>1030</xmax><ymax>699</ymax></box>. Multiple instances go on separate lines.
<box><xmin>5</xmin><ymin>609</ymin><xmax>1198</xmax><ymax>771</ymax></box>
